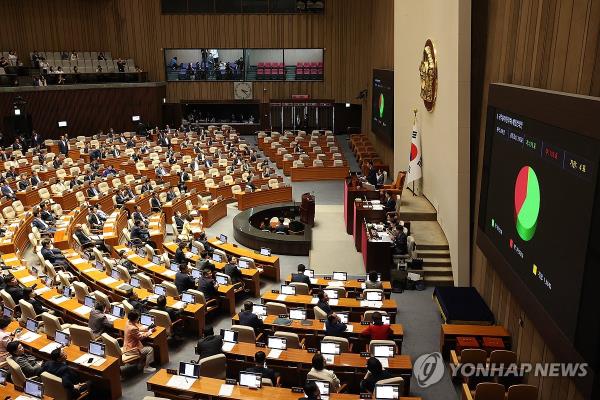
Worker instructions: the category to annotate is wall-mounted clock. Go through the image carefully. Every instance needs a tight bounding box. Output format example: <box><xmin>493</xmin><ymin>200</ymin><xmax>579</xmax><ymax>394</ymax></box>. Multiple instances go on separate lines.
<box><xmin>234</xmin><ymin>82</ymin><xmax>253</xmax><ymax>100</ymax></box>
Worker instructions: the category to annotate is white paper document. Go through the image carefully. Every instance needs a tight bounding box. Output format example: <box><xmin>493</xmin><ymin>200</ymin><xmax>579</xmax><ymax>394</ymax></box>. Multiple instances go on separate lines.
<box><xmin>222</xmin><ymin>342</ymin><xmax>236</xmax><ymax>352</ymax></box>
<box><xmin>218</xmin><ymin>384</ymin><xmax>234</xmax><ymax>397</ymax></box>
<box><xmin>21</xmin><ymin>276</ymin><xmax>36</xmax><ymax>284</ymax></box>
<box><xmin>34</xmin><ymin>287</ymin><xmax>51</xmax><ymax>295</ymax></box>
<box><xmin>267</xmin><ymin>349</ymin><xmax>282</xmax><ymax>359</ymax></box>
<box><xmin>167</xmin><ymin>375</ymin><xmax>196</xmax><ymax>390</ymax></box>
<box><xmin>276</xmin><ymin>294</ymin><xmax>287</xmax><ymax>301</ymax></box>
<box><xmin>100</xmin><ymin>277</ymin><xmax>118</xmax><ymax>285</ymax></box>
<box><xmin>18</xmin><ymin>331</ymin><xmax>41</xmax><ymax>343</ymax></box>
<box><xmin>50</xmin><ymin>295</ymin><xmax>69</xmax><ymax>304</ymax></box>
<box><xmin>329</xmin><ymin>299</ymin><xmax>339</xmax><ymax>306</ymax></box>
<box><xmin>377</xmin><ymin>357</ymin><xmax>389</xmax><ymax>368</ymax></box>
<box><xmin>40</xmin><ymin>342</ymin><xmax>62</xmax><ymax>354</ymax></box>
<box><xmin>171</xmin><ymin>301</ymin><xmax>185</xmax><ymax>309</ymax></box>
<box><xmin>310</xmin><ymin>297</ymin><xmax>319</xmax><ymax>304</ymax></box>
<box><xmin>74</xmin><ymin>305</ymin><xmax>92</xmax><ymax>315</ymax></box>
<box><xmin>71</xmin><ymin>258</ymin><xmax>87</xmax><ymax>265</ymax></box>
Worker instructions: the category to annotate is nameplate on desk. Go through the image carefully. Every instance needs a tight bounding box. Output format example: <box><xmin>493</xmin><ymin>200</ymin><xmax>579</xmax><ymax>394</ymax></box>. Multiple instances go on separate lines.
<box><xmin>360</xmin><ymin>393</ymin><xmax>373</xmax><ymax>399</ymax></box>
<box><xmin>271</xmin><ymin>289</ymin><xmax>280</xmax><ymax>294</ymax></box>
<box><xmin>360</xmin><ymin>352</ymin><xmax>371</xmax><ymax>357</ymax></box>
<box><xmin>256</xmin><ymin>342</ymin><xmax>266</xmax><ymax>348</ymax></box>
<box><xmin>324</xmin><ymin>276</ymin><xmax>332</xmax><ymax>280</ymax></box>
<box><xmin>291</xmin><ymin>387</ymin><xmax>304</xmax><ymax>393</ymax></box>
<box><xmin>166</xmin><ymin>368</ymin><xmax>178</xmax><ymax>375</ymax></box>
<box><xmin>307</xmin><ymin>348</ymin><xmax>317</xmax><ymax>353</ymax></box>
<box><xmin>357</xmin><ymin>278</ymin><xmax>366</xmax><ymax>282</ymax></box>
<box><xmin>225</xmin><ymin>378</ymin><xmax>237</xmax><ymax>385</ymax></box>
<box><xmin>319</xmin><ymin>319</ymin><xmax>326</xmax><ymax>323</ymax></box>
<box><xmin>278</xmin><ymin>314</ymin><xmax>288</xmax><ymax>318</ymax></box>
<box><xmin>361</xmin><ymin>321</ymin><xmax>370</xmax><ymax>325</ymax></box>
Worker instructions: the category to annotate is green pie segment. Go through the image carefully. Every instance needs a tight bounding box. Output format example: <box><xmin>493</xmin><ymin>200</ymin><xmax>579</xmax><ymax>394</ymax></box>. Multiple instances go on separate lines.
<box><xmin>379</xmin><ymin>94</ymin><xmax>385</xmax><ymax>118</ymax></box>
<box><xmin>514</xmin><ymin>166</ymin><xmax>540</xmax><ymax>241</ymax></box>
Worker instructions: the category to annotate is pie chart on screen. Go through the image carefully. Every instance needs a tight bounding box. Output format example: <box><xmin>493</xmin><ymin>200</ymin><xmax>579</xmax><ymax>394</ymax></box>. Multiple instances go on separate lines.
<box><xmin>514</xmin><ymin>166</ymin><xmax>541</xmax><ymax>241</ymax></box>
<box><xmin>379</xmin><ymin>94</ymin><xmax>385</xmax><ymax>118</ymax></box>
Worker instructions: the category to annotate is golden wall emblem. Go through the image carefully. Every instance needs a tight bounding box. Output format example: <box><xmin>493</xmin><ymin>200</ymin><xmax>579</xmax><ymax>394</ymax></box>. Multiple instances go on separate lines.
<box><xmin>419</xmin><ymin>39</ymin><xmax>437</xmax><ymax>112</ymax></box>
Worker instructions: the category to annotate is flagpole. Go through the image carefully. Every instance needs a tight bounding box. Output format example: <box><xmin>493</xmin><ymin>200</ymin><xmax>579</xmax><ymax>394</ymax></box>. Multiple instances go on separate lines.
<box><xmin>412</xmin><ymin>109</ymin><xmax>417</xmax><ymax>196</ymax></box>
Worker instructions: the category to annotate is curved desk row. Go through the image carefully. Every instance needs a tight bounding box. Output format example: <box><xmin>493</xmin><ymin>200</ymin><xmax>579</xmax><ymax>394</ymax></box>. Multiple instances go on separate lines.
<box><xmin>208</xmin><ymin>237</ymin><xmax>280</xmax><ymax>282</ymax></box>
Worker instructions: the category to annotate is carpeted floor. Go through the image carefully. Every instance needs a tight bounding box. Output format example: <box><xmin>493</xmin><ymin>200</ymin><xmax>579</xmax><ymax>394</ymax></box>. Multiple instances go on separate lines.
<box><xmin>24</xmin><ymin>135</ymin><xmax>459</xmax><ymax>399</ymax></box>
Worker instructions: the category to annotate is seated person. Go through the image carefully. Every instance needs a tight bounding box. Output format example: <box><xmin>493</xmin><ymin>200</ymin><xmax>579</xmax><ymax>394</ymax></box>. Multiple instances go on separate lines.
<box><xmin>130</xmin><ymin>219</ymin><xmax>156</xmax><ymax>248</ymax></box>
<box><xmin>175</xmin><ymin>263</ymin><xmax>197</xmax><ymax>294</ymax></box>
<box><xmin>4</xmin><ymin>275</ymin><xmax>25</xmax><ymax>304</ymax></box>
<box><xmin>17</xmin><ymin>174</ymin><xmax>29</xmax><ymax>191</ymax></box>
<box><xmin>383</xmin><ymin>191</ymin><xmax>395</xmax><ymax>212</ymax></box>
<box><xmin>155</xmin><ymin>295</ymin><xmax>184</xmax><ymax>339</ymax></box>
<box><xmin>174</xmin><ymin>241</ymin><xmax>188</xmax><ymax>265</ymax></box>
<box><xmin>7</xmin><ymin>341</ymin><xmax>43</xmax><ymax>378</ymax></box>
<box><xmin>196</xmin><ymin>251</ymin><xmax>215</xmax><ymax>272</ymax></box>
<box><xmin>195</xmin><ymin>326</ymin><xmax>223</xmax><ymax>360</ymax></box>
<box><xmin>40</xmin><ymin>239</ymin><xmax>68</xmax><ymax>267</ymax></box>
<box><xmin>32</xmin><ymin>209</ymin><xmax>56</xmax><ymax>233</ymax></box>
<box><xmin>360</xmin><ymin>311</ymin><xmax>392</xmax><ymax>340</ymax></box>
<box><xmin>125</xmin><ymin>291</ymin><xmax>148</xmax><ymax>313</ymax></box>
<box><xmin>150</xmin><ymin>193</ymin><xmax>162</xmax><ymax>213</ymax></box>
<box><xmin>360</xmin><ymin>357</ymin><xmax>394</xmax><ymax>393</ymax></box>
<box><xmin>88</xmin><ymin>302</ymin><xmax>113</xmax><ymax>339</ymax></box>
<box><xmin>42</xmin><ymin>348</ymin><xmax>90</xmax><ymax>399</ymax></box>
<box><xmin>238</xmin><ymin>301</ymin><xmax>263</xmax><ymax>333</ymax></box>
<box><xmin>0</xmin><ymin>179</ymin><xmax>16</xmax><ymax>200</ymax></box>
<box><xmin>291</xmin><ymin>264</ymin><xmax>312</xmax><ymax>287</ymax></box>
<box><xmin>173</xmin><ymin>210</ymin><xmax>185</xmax><ymax>232</ymax></box>
<box><xmin>132</xmin><ymin>205</ymin><xmax>148</xmax><ymax>225</ymax></box>
<box><xmin>365</xmin><ymin>270</ymin><xmax>383</xmax><ymax>290</ymax></box>
<box><xmin>124</xmin><ymin>310</ymin><xmax>156</xmax><ymax>373</ymax></box>
<box><xmin>223</xmin><ymin>256</ymin><xmax>243</xmax><ymax>285</ymax></box>
<box><xmin>23</xmin><ymin>287</ymin><xmax>47</xmax><ymax>315</ymax></box>
<box><xmin>245</xmin><ymin>351</ymin><xmax>277</xmax><ymax>385</ymax></box>
<box><xmin>197</xmin><ymin>232</ymin><xmax>213</xmax><ymax>253</ymax></box>
<box><xmin>316</xmin><ymin>290</ymin><xmax>333</xmax><ymax>316</ymax></box>
<box><xmin>73</xmin><ymin>224</ymin><xmax>105</xmax><ymax>250</ymax></box>
<box><xmin>308</xmin><ymin>353</ymin><xmax>341</xmax><ymax>392</ymax></box>
<box><xmin>198</xmin><ymin>269</ymin><xmax>219</xmax><ymax>300</ymax></box>
<box><xmin>392</xmin><ymin>227</ymin><xmax>408</xmax><ymax>255</ymax></box>
<box><xmin>300</xmin><ymin>380</ymin><xmax>320</xmax><ymax>400</ymax></box>
<box><xmin>325</xmin><ymin>313</ymin><xmax>348</xmax><ymax>337</ymax></box>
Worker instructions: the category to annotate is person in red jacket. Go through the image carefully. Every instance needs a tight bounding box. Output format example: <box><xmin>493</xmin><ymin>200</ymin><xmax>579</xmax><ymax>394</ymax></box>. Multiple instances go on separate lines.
<box><xmin>360</xmin><ymin>311</ymin><xmax>392</xmax><ymax>340</ymax></box>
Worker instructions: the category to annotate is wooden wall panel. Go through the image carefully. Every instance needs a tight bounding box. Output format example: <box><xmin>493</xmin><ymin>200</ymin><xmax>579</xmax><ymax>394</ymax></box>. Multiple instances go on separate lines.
<box><xmin>472</xmin><ymin>0</ymin><xmax>600</xmax><ymax>398</ymax></box>
<box><xmin>0</xmin><ymin>85</ymin><xmax>165</xmax><ymax>140</ymax></box>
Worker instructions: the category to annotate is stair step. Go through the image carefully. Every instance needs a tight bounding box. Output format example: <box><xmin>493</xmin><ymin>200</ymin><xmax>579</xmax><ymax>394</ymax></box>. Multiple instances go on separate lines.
<box><xmin>422</xmin><ymin>257</ymin><xmax>451</xmax><ymax>267</ymax></box>
<box><xmin>416</xmin><ymin>249</ymin><xmax>450</xmax><ymax>259</ymax></box>
<box><xmin>424</xmin><ymin>276</ymin><xmax>454</xmax><ymax>286</ymax></box>
<box><xmin>417</xmin><ymin>243</ymin><xmax>449</xmax><ymax>251</ymax></box>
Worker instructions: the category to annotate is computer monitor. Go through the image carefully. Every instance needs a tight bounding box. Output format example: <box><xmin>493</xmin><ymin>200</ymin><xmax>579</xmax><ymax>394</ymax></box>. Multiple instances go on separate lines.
<box><xmin>62</xmin><ymin>287</ymin><xmax>72</xmax><ymax>298</ymax></box>
<box><xmin>320</xmin><ymin>341</ymin><xmax>341</xmax><ymax>355</ymax></box>
<box><xmin>154</xmin><ymin>285</ymin><xmax>166</xmax><ymax>296</ymax></box>
<box><xmin>179</xmin><ymin>362</ymin><xmax>200</xmax><ymax>378</ymax></box>
<box><xmin>372</xmin><ymin>344</ymin><xmax>395</xmax><ymax>358</ymax></box>
<box><xmin>239</xmin><ymin>259</ymin><xmax>250</xmax><ymax>269</ymax></box>
<box><xmin>26</xmin><ymin>319</ymin><xmax>39</xmax><ymax>333</ymax></box>
<box><xmin>212</xmin><ymin>253</ymin><xmax>223</xmax><ymax>262</ymax></box>
<box><xmin>111</xmin><ymin>269</ymin><xmax>120</xmax><ymax>280</ymax></box>
<box><xmin>181</xmin><ymin>292</ymin><xmax>195</xmax><ymax>304</ymax></box>
<box><xmin>323</xmin><ymin>289</ymin><xmax>338</xmax><ymax>300</ymax></box>
<box><xmin>366</xmin><ymin>291</ymin><xmax>383</xmax><ymax>301</ymax></box>
<box><xmin>337</xmin><ymin>312</ymin><xmax>349</xmax><ymax>324</ymax></box>
<box><xmin>136</xmin><ymin>247</ymin><xmax>146</xmax><ymax>257</ymax></box>
<box><xmin>45</xmin><ymin>276</ymin><xmax>53</xmax><ymax>287</ymax></box>
<box><xmin>132</xmin><ymin>115</ymin><xmax>141</xmax><ymax>122</ymax></box>
<box><xmin>190</xmin><ymin>267</ymin><xmax>201</xmax><ymax>279</ymax></box>
<box><xmin>310</xmin><ymin>380</ymin><xmax>330</xmax><ymax>397</ymax></box>
<box><xmin>215</xmin><ymin>273</ymin><xmax>228</xmax><ymax>285</ymax></box>
<box><xmin>221</xmin><ymin>329</ymin><xmax>238</xmax><ymax>343</ymax></box>
<box><xmin>89</xmin><ymin>341</ymin><xmax>105</xmax><ymax>357</ymax></box>
<box><xmin>260</xmin><ymin>247</ymin><xmax>271</xmax><ymax>256</ymax></box>
<box><xmin>252</xmin><ymin>304</ymin><xmax>267</xmax><ymax>318</ymax></box>
<box><xmin>304</xmin><ymin>269</ymin><xmax>314</xmax><ymax>278</ymax></box>
<box><xmin>191</xmin><ymin>246</ymin><xmax>199</xmax><ymax>255</ymax></box>
<box><xmin>219</xmin><ymin>234</ymin><xmax>227</xmax><ymax>243</ymax></box>
<box><xmin>140</xmin><ymin>313</ymin><xmax>155</xmax><ymax>328</ymax></box>
<box><xmin>130</xmin><ymin>277</ymin><xmax>140</xmax><ymax>288</ymax></box>
<box><xmin>2</xmin><ymin>306</ymin><xmax>13</xmax><ymax>318</ymax></box>
<box><xmin>24</xmin><ymin>379</ymin><xmax>43</xmax><ymax>399</ymax></box>
<box><xmin>84</xmin><ymin>295</ymin><xmax>96</xmax><ymax>308</ymax></box>
<box><xmin>281</xmin><ymin>285</ymin><xmax>296</xmax><ymax>295</ymax></box>
<box><xmin>95</xmin><ymin>260</ymin><xmax>104</xmax><ymax>270</ymax></box>
<box><xmin>170</xmin><ymin>262</ymin><xmax>179</xmax><ymax>272</ymax></box>
<box><xmin>374</xmin><ymin>384</ymin><xmax>400</xmax><ymax>399</ymax></box>
<box><xmin>332</xmin><ymin>272</ymin><xmax>347</xmax><ymax>281</ymax></box>
<box><xmin>289</xmin><ymin>308</ymin><xmax>306</xmax><ymax>320</ymax></box>
<box><xmin>382</xmin><ymin>315</ymin><xmax>391</xmax><ymax>325</ymax></box>
<box><xmin>0</xmin><ymin>368</ymin><xmax>7</xmax><ymax>385</ymax></box>
<box><xmin>267</xmin><ymin>336</ymin><xmax>287</xmax><ymax>350</ymax></box>
<box><xmin>152</xmin><ymin>255</ymin><xmax>162</xmax><ymax>265</ymax></box>
<box><xmin>239</xmin><ymin>371</ymin><xmax>262</xmax><ymax>389</ymax></box>
<box><xmin>111</xmin><ymin>305</ymin><xmax>125</xmax><ymax>319</ymax></box>
<box><xmin>55</xmin><ymin>330</ymin><xmax>70</xmax><ymax>346</ymax></box>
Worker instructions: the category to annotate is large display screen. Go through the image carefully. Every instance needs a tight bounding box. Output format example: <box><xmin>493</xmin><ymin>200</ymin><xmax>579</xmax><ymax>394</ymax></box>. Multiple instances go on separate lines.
<box><xmin>372</xmin><ymin>69</ymin><xmax>394</xmax><ymax>144</ymax></box>
<box><xmin>480</xmin><ymin>107</ymin><xmax>599</xmax><ymax>341</ymax></box>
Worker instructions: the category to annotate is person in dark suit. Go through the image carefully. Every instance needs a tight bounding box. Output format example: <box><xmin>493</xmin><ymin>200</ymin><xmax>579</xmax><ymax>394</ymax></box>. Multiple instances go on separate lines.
<box><xmin>5</xmin><ymin>166</ymin><xmax>17</xmax><ymax>179</ymax></box>
<box><xmin>4</xmin><ymin>275</ymin><xmax>25</xmax><ymax>305</ymax></box>
<box><xmin>155</xmin><ymin>295</ymin><xmax>184</xmax><ymax>339</ymax></box>
<box><xmin>141</xmin><ymin>180</ymin><xmax>152</xmax><ymax>193</ymax></box>
<box><xmin>52</xmin><ymin>156</ymin><xmax>61</xmax><ymax>170</ymax></box>
<box><xmin>199</xmin><ymin>269</ymin><xmax>218</xmax><ymax>300</ymax></box>
<box><xmin>130</xmin><ymin>219</ymin><xmax>156</xmax><ymax>248</ymax></box>
<box><xmin>195</xmin><ymin>326</ymin><xmax>223</xmax><ymax>360</ymax></box>
<box><xmin>30</xmin><ymin>171</ymin><xmax>41</xmax><ymax>186</ymax></box>
<box><xmin>6</xmin><ymin>342</ymin><xmax>43</xmax><ymax>377</ymax></box>
<box><xmin>73</xmin><ymin>225</ymin><xmax>104</xmax><ymax>251</ymax></box>
<box><xmin>359</xmin><ymin>357</ymin><xmax>394</xmax><ymax>393</ymax></box>
<box><xmin>204</xmin><ymin>159</ymin><xmax>213</xmax><ymax>168</ymax></box>
<box><xmin>88</xmin><ymin>207</ymin><xmax>103</xmax><ymax>230</ymax></box>
<box><xmin>40</xmin><ymin>239</ymin><xmax>67</xmax><ymax>266</ymax></box>
<box><xmin>23</xmin><ymin>287</ymin><xmax>48</xmax><ymax>315</ymax></box>
<box><xmin>42</xmin><ymin>348</ymin><xmax>90</xmax><ymax>399</ymax></box>
<box><xmin>238</xmin><ymin>301</ymin><xmax>263</xmax><ymax>333</ymax></box>
<box><xmin>178</xmin><ymin>170</ymin><xmax>190</xmax><ymax>192</ymax></box>
<box><xmin>88</xmin><ymin>302</ymin><xmax>113</xmax><ymax>338</ymax></box>
<box><xmin>166</xmin><ymin>188</ymin><xmax>177</xmax><ymax>202</ymax></box>
<box><xmin>223</xmin><ymin>257</ymin><xmax>243</xmax><ymax>285</ymax></box>
<box><xmin>12</xmin><ymin>138</ymin><xmax>23</xmax><ymax>151</ymax></box>
<box><xmin>115</xmin><ymin>189</ymin><xmax>127</xmax><ymax>208</ymax></box>
<box><xmin>87</xmin><ymin>183</ymin><xmax>100</xmax><ymax>197</ymax></box>
<box><xmin>383</xmin><ymin>191</ymin><xmax>395</xmax><ymax>213</ymax></box>
<box><xmin>376</xmin><ymin>169</ymin><xmax>385</xmax><ymax>188</ymax></box>
<box><xmin>150</xmin><ymin>193</ymin><xmax>161</xmax><ymax>213</ymax></box>
<box><xmin>125</xmin><ymin>291</ymin><xmax>148</xmax><ymax>313</ymax></box>
<box><xmin>316</xmin><ymin>290</ymin><xmax>333</xmax><ymax>315</ymax></box>
<box><xmin>0</xmin><ymin>180</ymin><xmax>15</xmax><ymax>200</ymax></box>
<box><xmin>299</xmin><ymin>381</ymin><xmax>320</xmax><ymax>400</ymax></box>
<box><xmin>325</xmin><ymin>313</ymin><xmax>348</xmax><ymax>337</ymax></box>
<box><xmin>17</xmin><ymin>174</ymin><xmax>29</xmax><ymax>191</ymax></box>
<box><xmin>40</xmin><ymin>202</ymin><xmax>56</xmax><ymax>224</ymax></box>
<box><xmin>366</xmin><ymin>161</ymin><xmax>377</xmax><ymax>186</ymax></box>
<box><xmin>392</xmin><ymin>227</ymin><xmax>408</xmax><ymax>255</ymax></box>
<box><xmin>173</xmin><ymin>210</ymin><xmax>185</xmax><ymax>232</ymax></box>
<box><xmin>132</xmin><ymin>205</ymin><xmax>148</xmax><ymax>226</ymax></box>
<box><xmin>58</xmin><ymin>136</ymin><xmax>69</xmax><ymax>155</ymax></box>
<box><xmin>175</xmin><ymin>263</ymin><xmax>196</xmax><ymax>294</ymax></box>
<box><xmin>174</xmin><ymin>241</ymin><xmax>188</xmax><ymax>266</ymax></box>
<box><xmin>291</xmin><ymin>264</ymin><xmax>312</xmax><ymax>288</ymax></box>
<box><xmin>32</xmin><ymin>209</ymin><xmax>55</xmax><ymax>233</ymax></box>
<box><xmin>245</xmin><ymin>351</ymin><xmax>277</xmax><ymax>385</ymax></box>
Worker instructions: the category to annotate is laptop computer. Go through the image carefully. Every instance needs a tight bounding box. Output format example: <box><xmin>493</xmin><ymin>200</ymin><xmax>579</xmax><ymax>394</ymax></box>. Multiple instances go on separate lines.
<box><xmin>281</xmin><ymin>285</ymin><xmax>296</xmax><ymax>295</ymax></box>
<box><xmin>55</xmin><ymin>330</ymin><xmax>70</xmax><ymax>346</ymax></box>
<box><xmin>289</xmin><ymin>308</ymin><xmax>306</xmax><ymax>321</ymax></box>
<box><xmin>252</xmin><ymin>304</ymin><xmax>267</xmax><ymax>319</ymax></box>
<box><xmin>332</xmin><ymin>271</ymin><xmax>347</xmax><ymax>281</ymax></box>
<box><xmin>140</xmin><ymin>313</ymin><xmax>155</xmax><ymax>328</ymax></box>
<box><xmin>374</xmin><ymin>384</ymin><xmax>400</xmax><ymax>399</ymax></box>
<box><xmin>179</xmin><ymin>362</ymin><xmax>200</xmax><ymax>378</ymax></box>
<box><xmin>24</xmin><ymin>379</ymin><xmax>43</xmax><ymax>399</ymax></box>
<box><xmin>239</xmin><ymin>371</ymin><xmax>262</xmax><ymax>389</ymax></box>
<box><xmin>181</xmin><ymin>292</ymin><xmax>196</xmax><ymax>304</ymax></box>
<box><xmin>267</xmin><ymin>336</ymin><xmax>287</xmax><ymax>350</ymax></box>
<box><xmin>372</xmin><ymin>344</ymin><xmax>395</xmax><ymax>358</ymax></box>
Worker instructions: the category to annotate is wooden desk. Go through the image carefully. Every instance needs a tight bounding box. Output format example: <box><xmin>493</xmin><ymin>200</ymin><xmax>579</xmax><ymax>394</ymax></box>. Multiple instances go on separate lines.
<box><xmin>103</xmin><ymin>210</ymin><xmax>128</xmax><ymax>250</ymax></box>
<box><xmin>0</xmin><ymin>382</ymin><xmax>53</xmax><ymax>399</ymax></box>
<box><xmin>353</xmin><ymin>203</ymin><xmax>386</xmax><ymax>251</ymax></box>
<box><xmin>199</xmin><ymin>198</ymin><xmax>229</xmax><ymax>227</ymax></box>
<box><xmin>208</xmin><ymin>238</ymin><xmax>280</xmax><ymax>282</ymax></box>
<box><xmin>235</xmin><ymin>186</ymin><xmax>293</xmax><ymax>212</ymax></box>
<box><xmin>283</xmin><ymin>275</ymin><xmax>392</xmax><ymax>297</ymax></box>
<box><xmin>344</xmin><ymin>178</ymin><xmax>380</xmax><ymax>235</ymax></box>
<box><xmin>163</xmin><ymin>242</ymin><xmax>261</xmax><ymax>298</ymax></box>
<box><xmin>232</xmin><ymin>314</ymin><xmax>404</xmax><ymax>352</ymax></box>
<box><xmin>147</xmin><ymin>369</ymin><xmax>422</xmax><ymax>400</ymax></box>
<box><xmin>223</xmin><ymin>342</ymin><xmax>412</xmax><ymax>394</ymax></box>
<box><xmin>361</xmin><ymin>223</ymin><xmax>393</xmax><ymax>281</ymax></box>
<box><xmin>0</xmin><ymin>212</ymin><xmax>32</xmax><ymax>255</ymax></box>
<box><xmin>114</xmin><ymin>245</ymin><xmax>236</xmax><ymax>317</ymax></box>
<box><xmin>16</xmin><ymin>186</ymin><xmax>44</xmax><ymax>207</ymax></box>
<box><xmin>6</xmin><ymin>321</ymin><xmax>122</xmax><ymax>400</ymax></box>
<box><xmin>53</xmin><ymin>207</ymin><xmax>89</xmax><ymax>250</ymax></box>
<box><xmin>52</xmin><ymin>188</ymin><xmax>80</xmax><ymax>211</ymax></box>
<box><xmin>162</xmin><ymin>192</ymin><xmax>194</xmax><ymax>221</ymax></box>
<box><xmin>261</xmin><ymin>293</ymin><xmax>397</xmax><ymax>323</ymax></box>
<box><xmin>440</xmin><ymin>324</ymin><xmax>512</xmax><ymax>358</ymax></box>
<box><xmin>290</xmin><ymin>165</ymin><xmax>350</xmax><ymax>182</ymax></box>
